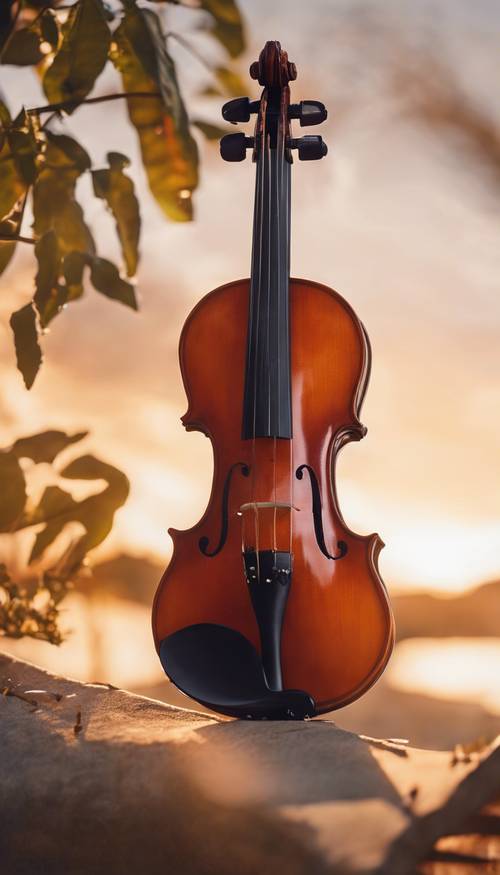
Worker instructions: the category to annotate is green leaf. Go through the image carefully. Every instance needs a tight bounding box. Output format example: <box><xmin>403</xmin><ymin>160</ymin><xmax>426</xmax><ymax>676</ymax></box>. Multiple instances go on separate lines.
<box><xmin>7</xmin><ymin>114</ymin><xmax>39</xmax><ymax>185</ymax></box>
<box><xmin>214</xmin><ymin>65</ymin><xmax>246</xmax><ymax>97</ymax></box>
<box><xmin>0</xmin><ymin>105</ymin><xmax>27</xmax><ymax>226</ymax></box>
<box><xmin>28</xmin><ymin>454</ymin><xmax>129</xmax><ymax>563</ymax></box>
<box><xmin>12</xmin><ymin>430</ymin><xmax>88</xmax><ymax>464</ymax></box>
<box><xmin>62</xmin><ymin>250</ymin><xmax>86</xmax><ymax>299</ymax></box>
<box><xmin>112</xmin><ymin>5</ymin><xmax>198</xmax><ymax>221</ymax></box>
<box><xmin>43</xmin><ymin>0</ymin><xmax>111</xmax><ymax>112</ymax></box>
<box><xmin>34</xmin><ymin>230</ymin><xmax>64</xmax><ymax>326</ymax></box>
<box><xmin>45</xmin><ymin>132</ymin><xmax>91</xmax><ymax>173</ymax></box>
<box><xmin>92</xmin><ymin>157</ymin><xmax>140</xmax><ymax>276</ymax></box>
<box><xmin>33</xmin><ymin>133</ymin><xmax>95</xmax><ymax>256</ymax></box>
<box><xmin>0</xmin><ymin>194</ymin><xmax>26</xmax><ymax>277</ymax></box>
<box><xmin>198</xmin><ymin>0</ymin><xmax>246</xmax><ymax>59</ymax></box>
<box><xmin>10</xmin><ymin>302</ymin><xmax>42</xmax><ymax>389</ymax></box>
<box><xmin>0</xmin><ymin>451</ymin><xmax>26</xmax><ymax>532</ymax></box>
<box><xmin>88</xmin><ymin>256</ymin><xmax>137</xmax><ymax>309</ymax></box>
<box><xmin>1</xmin><ymin>28</ymin><xmax>43</xmax><ymax>66</ymax></box>
<box><xmin>192</xmin><ymin>119</ymin><xmax>232</xmax><ymax>140</ymax></box>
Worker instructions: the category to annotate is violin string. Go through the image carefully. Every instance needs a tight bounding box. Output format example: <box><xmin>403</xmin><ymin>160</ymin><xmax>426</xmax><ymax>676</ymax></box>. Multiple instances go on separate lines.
<box><xmin>251</xmin><ymin>92</ymin><xmax>266</xmax><ymax>583</ymax></box>
<box><xmin>274</xmin><ymin>96</ymin><xmax>284</xmax><ymax>557</ymax></box>
<box><xmin>286</xmin><ymin>97</ymin><xmax>293</xmax><ymax>559</ymax></box>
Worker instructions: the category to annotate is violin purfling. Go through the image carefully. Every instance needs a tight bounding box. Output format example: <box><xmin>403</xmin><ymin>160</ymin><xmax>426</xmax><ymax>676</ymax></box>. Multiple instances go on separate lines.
<box><xmin>152</xmin><ymin>41</ymin><xmax>395</xmax><ymax>720</ymax></box>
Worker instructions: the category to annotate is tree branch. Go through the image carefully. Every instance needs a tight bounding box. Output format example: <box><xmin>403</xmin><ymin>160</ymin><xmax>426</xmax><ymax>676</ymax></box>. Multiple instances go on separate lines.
<box><xmin>29</xmin><ymin>91</ymin><xmax>162</xmax><ymax>117</ymax></box>
<box><xmin>167</xmin><ymin>31</ymin><xmax>214</xmax><ymax>73</ymax></box>
<box><xmin>0</xmin><ymin>234</ymin><xmax>36</xmax><ymax>245</ymax></box>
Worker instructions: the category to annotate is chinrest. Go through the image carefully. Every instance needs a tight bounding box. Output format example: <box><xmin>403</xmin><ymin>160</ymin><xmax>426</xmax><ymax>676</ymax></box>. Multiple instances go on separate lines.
<box><xmin>159</xmin><ymin>623</ymin><xmax>315</xmax><ymax>720</ymax></box>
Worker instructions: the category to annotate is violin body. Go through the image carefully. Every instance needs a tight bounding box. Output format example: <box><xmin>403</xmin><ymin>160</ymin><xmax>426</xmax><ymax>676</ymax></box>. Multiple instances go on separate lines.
<box><xmin>153</xmin><ymin>277</ymin><xmax>394</xmax><ymax>714</ymax></box>
<box><xmin>153</xmin><ymin>41</ymin><xmax>394</xmax><ymax>719</ymax></box>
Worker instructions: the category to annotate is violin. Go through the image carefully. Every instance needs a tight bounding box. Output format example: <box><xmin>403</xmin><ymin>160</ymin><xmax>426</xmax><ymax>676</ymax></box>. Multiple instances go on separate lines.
<box><xmin>152</xmin><ymin>41</ymin><xmax>395</xmax><ymax>720</ymax></box>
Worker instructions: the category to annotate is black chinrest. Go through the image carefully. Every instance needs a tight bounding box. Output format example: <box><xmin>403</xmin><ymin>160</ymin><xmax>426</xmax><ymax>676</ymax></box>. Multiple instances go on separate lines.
<box><xmin>159</xmin><ymin>623</ymin><xmax>315</xmax><ymax>720</ymax></box>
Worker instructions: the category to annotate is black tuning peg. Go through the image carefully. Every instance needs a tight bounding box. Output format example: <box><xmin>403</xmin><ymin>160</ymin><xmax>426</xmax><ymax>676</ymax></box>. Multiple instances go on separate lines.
<box><xmin>288</xmin><ymin>101</ymin><xmax>327</xmax><ymax>127</ymax></box>
<box><xmin>222</xmin><ymin>97</ymin><xmax>260</xmax><ymax>124</ymax></box>
<box><xmin>220</xmin><ymin>132</ymin><xmax>255</xmax><ymax>162</ymax></box>
<box><xmin>288</xmin><ymin>135</ymin><xmax>328</xmax><ymax>161</ymax></box>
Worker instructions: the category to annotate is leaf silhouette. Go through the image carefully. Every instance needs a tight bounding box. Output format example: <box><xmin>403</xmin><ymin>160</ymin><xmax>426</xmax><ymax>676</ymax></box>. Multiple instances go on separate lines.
<box><xmin>12</xmin><ymin>429</ymin><xmax>88</xmax><ymax>464</ymax></box>
<box><xmin>43</xmin><ymin>0</ymin><xmax>110</xmax><ymax>112</ymax></box>
<box><xmin>28</xmin><ymin>454</ymin><xmax>129</xmax><ymax>564</ymax></box>
<box><xmin>112</xmin><ymin>5</ymin><xmax>198</xmax><ymax>221</ymax></box>
<box><xmin>88</xmin><ymin>256</ymin><xmax>137</xmax><ymax>309</ymax></box>
<box><xmin>199</xmin><ymin>0</ymin><xmax>246</xmax><ymax>59</ymax></box>
<box><xmin>92</xmin><ymin>152</ymin><xmax>140</xmax><ymax>276</ymax></box>
<box><xmin>1</xmin><ymin>28</ymin><xmax>43</xmax><ymax>66</ymax></box>
<box><xmin>10</xmin><ymin>302</ymin><xmax>42</xmax><ymax>389</ymax></box>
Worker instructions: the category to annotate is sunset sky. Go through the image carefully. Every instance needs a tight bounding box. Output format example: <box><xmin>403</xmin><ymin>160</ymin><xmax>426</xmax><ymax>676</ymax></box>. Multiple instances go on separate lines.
<box><xmin>1</xmin><ymin>0</ymin><xmax>500</xmax><ymax>596</ymax></box>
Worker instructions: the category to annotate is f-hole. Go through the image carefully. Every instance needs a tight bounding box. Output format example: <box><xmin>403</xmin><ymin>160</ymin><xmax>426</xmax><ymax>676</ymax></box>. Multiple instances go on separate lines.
<box><xmin>295</xmin><ymin>464</ymin><xmax>347</xmax><ymax>560</ymax></box>
<box><xmin>199</xmin><ymin>462</ymin><xmax>250</xmax><ymax>557</ymax></box>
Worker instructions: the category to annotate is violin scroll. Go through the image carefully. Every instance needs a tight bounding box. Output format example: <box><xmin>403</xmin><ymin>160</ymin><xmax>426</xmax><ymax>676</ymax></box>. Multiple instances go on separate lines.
<box><xmin>249</xmin><ymin>40</ymin><xmax>296</xmax><ymax>87</ymax></box>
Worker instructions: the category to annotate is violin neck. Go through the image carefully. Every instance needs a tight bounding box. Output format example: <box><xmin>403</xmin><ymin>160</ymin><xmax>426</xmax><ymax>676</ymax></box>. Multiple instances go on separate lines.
<box><xmin>242</xmin><ymin>93</ymin><xmax>292</xmax><ymax>440</ymax></box>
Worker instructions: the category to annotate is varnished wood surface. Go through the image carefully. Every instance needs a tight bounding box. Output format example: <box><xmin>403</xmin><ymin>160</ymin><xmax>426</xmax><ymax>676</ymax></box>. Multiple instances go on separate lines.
<box><xmin>152</xmin><ymin>278</ymin><xmax>395</xmax><ymax>714</ymax></box>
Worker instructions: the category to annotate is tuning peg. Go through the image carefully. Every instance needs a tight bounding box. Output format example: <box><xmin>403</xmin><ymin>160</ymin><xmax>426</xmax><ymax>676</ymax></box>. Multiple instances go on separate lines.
<box><xmin>222</xmin><ymin>97</ymin><xmax>260</xmax><ymax>124</ymax></box>
<box><xmin>220</xmin><ymin>133</ymin><xmax>255</xmax><ymax>162</ymax></box>
<box><xmin>288</xmin><ymin>135</ymin><xmax>328</xmax><ymax>161</ymax></box>
<box><xmin>288</xmin><ymin>100</ymin><xmax>327</xmax><ymax>127</ymax></box>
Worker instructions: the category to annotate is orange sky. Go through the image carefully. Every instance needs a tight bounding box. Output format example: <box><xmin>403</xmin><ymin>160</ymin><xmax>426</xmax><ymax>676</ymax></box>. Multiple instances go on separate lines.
<box><xmin>1</xmin><ymin>0</ymin><xmax>500</xmax><ymax>595</ymax></box>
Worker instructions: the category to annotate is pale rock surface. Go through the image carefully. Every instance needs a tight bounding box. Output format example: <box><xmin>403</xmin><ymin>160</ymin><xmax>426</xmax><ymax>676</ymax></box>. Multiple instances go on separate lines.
<box><xmin>1</xmin><ymin>652</ymin><xmax>499</xmax><ymax>875</ymax></box>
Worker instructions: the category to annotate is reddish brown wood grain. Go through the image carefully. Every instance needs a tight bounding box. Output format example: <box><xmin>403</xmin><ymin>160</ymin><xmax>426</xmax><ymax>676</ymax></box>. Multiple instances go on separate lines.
<box><xmin>152</xmin><ymin>278</ymin><xmax>395</xmax><ymax>714</ymax></box>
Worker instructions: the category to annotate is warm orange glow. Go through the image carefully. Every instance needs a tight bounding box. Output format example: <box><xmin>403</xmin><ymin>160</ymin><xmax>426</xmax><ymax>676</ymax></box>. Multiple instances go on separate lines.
<box><xmin>387</xmin><ymin>638</ymin><xmax>500</xmax><ymax>714</ymax></box>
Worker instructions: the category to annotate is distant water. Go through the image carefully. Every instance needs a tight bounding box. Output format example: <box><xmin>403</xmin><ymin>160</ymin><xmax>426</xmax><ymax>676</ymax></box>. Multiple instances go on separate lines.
<box><xmin>387</xmin><ymin>637</ymin><xmax>500</xmax><ymax>715</ymax></box>
<box><xmin>2</xmin><ymin>595</ymin><xmax>500</xmax><ymax>720</ymax></box>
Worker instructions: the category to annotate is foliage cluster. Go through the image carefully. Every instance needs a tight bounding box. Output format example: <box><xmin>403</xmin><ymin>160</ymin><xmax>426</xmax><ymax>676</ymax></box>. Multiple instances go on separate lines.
<box><xmin>0</xmin><ymin>0</ymin><xmax>246</xmax><ymax>643</ymax></box>
<box><xmin>0</xmin><ymin>0</ymin><xmax>246</xmax><ymax>388</ymax></box>
<box><xmin>0</xmin><ymin>429</ymin><xmax>129</xmax><ymax>643</ymax></box>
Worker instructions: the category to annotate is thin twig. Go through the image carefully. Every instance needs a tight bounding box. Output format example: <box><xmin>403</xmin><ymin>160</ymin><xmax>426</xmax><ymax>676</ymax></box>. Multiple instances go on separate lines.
<box><xmin>167</xmin><ymin>31</ymin><xmax>214</xmax><ymax>73</ymax></box>
<box><xmin>0</xmin><ymin>234</ymin><xmax>36</xmax><ymax>245</ymax></box>
<box><xmin>29</xmin><ymin>91</ymin><xmax>161</xmax><ymax>117</ymax></box>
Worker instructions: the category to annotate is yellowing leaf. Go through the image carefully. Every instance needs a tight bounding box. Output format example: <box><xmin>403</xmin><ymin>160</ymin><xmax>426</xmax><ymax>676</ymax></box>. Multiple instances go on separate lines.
<box><xmin>0</xmin><ymin>103</ymin><xmax>26</xmax><ymax>222</ymax></box>
<box><xmin>192</xmin><ymin>119</ymin><xmax>232</xmax><ymax>140</ymax></box>
<box><xmin>33</xmin><ymin>133</ymin><xmax>95</xmax><ymax>256</ymax></box>
<box><xmin>34</xmin><ymin>230</ymin><xmax>65</xmax><ymax>326</ymax></box>
<box><xmin>199</xmin><ymin>0</ymin><xmax>246</xmax><ymax>58</ymax></box>
<box><xmin>92</xmin><ymin>155</ymin><xmax>140</xmax><ymax>276</ymax></box>
<box><xmin>10</xmin><ymin>302</ymin><xmax>42</xmax><ymax>389</ymax></box>
<box><xmin>214</xmin><ymin>65</ymin><xmax>246</xmax><ymax>97</ymax></box>
<box><xmin>112</xmin><ymin>6</ymin><xmax>198</xmax><ymax>221</ymax></box>
<box><xmin>43</xmin><ymin>0</ymin><xmax>110</xmax><ymax>112</ymax></box>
